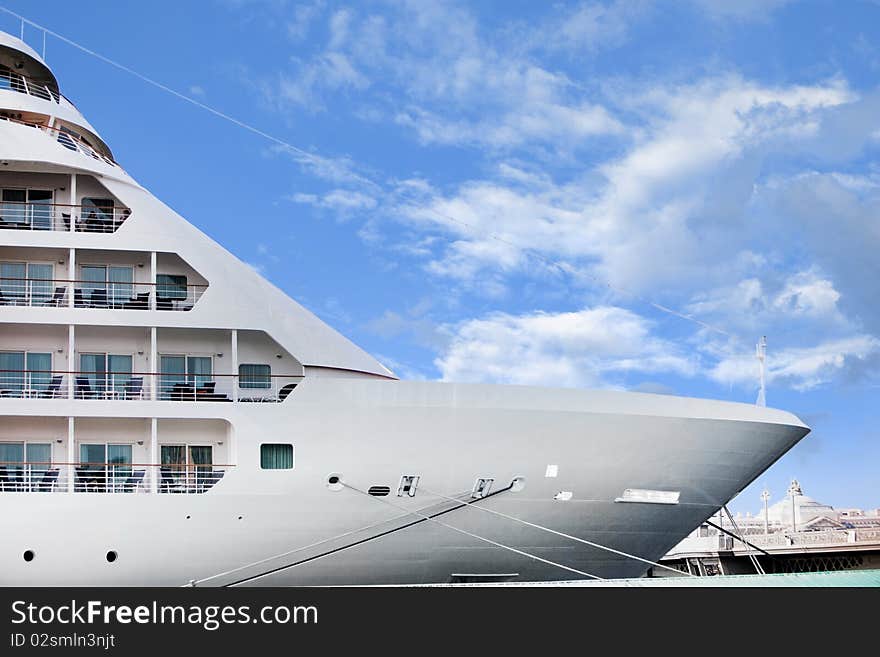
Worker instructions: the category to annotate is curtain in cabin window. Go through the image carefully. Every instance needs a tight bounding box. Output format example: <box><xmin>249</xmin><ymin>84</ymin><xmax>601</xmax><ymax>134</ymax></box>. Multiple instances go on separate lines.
<box><xmin>0</xmin><ymin>262</ymin><xmax>26</xmax><ymax>300</ymax></box>
<box><xmin>0</xmin><ymin>351</ymin><xmax>25</xmax><ymax>396</ymax></box>
<box><xmin>187</xmin><ymin>357</ymin><xmax>212</xmax><ymax>388</ymax></box>
<box><xmin>160</xmin><ymin>445</ymin><xmax>186</xmax><ymax>487</ymax></box>
<box><xmin>108</xmin><ymin>267</ymin><xmax>133</xmax><ymax>306</ymax></box>
<box><xmin>0</xmin><ymin>442</ymin><xmax>24</xmax><ymax>485</ymax></box>
<box><xmin>108</xmin><ymin>354</ymin><xmax>132</xmax><ymax>395</ymax></box>
<box><xmin>190</xmin><ymin>446</ymin><xmax>213</xmax><ymax>486</ymax></box>
<box><xmin>26</xmin><ymin>352</ymin><xmax>51</xmax><ymax>393</ymax></box>
<box><xmin>156</xmin><ymin>274</ymin><xmax>187</xmax><ymax>300</ymax></box>
<box><xmin>159</xmin><ymin>356</ymin><xmax>186</xmax><ymax>399</ymax></box>
<box><xmin>27</xmin><ymin>264</ymin><xmax>53</xmax><ymax>303</ymax></box>
<box><xmin>239</xmin><ymin>364</ymin><xmax>271</xmax><ymax>389</ymax></box>
<box><xmin>80</xmin><ymin>354</ymin><xmax>106</xmax><ymax>395</ymax></box>
<box><xmin>107</xmin><ymin>444</ymin><xmax>132</xmax><ymax>489</ymax></box>
<box><xmin>26</xmin><ymin>443</ymin><xmax>51</xmax><ymax>481</ymax></box>
<box><xmin>260</xmin><ymin>444</ymin><xmax>294</xmax><ymax>470</ymax></box>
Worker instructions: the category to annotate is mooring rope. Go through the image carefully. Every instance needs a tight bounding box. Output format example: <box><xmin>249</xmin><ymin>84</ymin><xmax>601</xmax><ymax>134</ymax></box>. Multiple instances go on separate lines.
<box><xmin>419</xmin><ymin>484</ymin><xmax>697</xmax><ymax>577</ymax></box>
<box><xmin>341</xmin><ymin>483</ymin><xmax>605</xmax><ymax>582</ymax></box>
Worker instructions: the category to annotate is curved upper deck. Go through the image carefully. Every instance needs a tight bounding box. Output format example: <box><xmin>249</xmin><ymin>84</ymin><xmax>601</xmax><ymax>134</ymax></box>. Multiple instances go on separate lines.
<box><xmin>0</xmin><ymin>32</ymin><xmax>113</xmax><ymax>162</ymax></box>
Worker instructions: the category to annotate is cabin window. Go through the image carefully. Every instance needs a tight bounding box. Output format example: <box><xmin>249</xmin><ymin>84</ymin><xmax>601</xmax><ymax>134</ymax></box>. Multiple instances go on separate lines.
<box><xmin>0</xmin><ymin>350</ymin><xmax>51</xmax><ymax>396</ymax></box>
<box><xmin>239</xmin><ymin>364</ymin><xmax>271</xmax><ymax>389</ymax></box>
<box><xmin>79</xmin><ymin>265</ymin><xmax>134</xmax><ymax>307</ymax></box>
<box><xmin>79</xmin><ymin>353</ymin><xmax>132</xmax><ymax>396</ymax></box>
<box><xmin>261</xmin><ymin>444</ymin><xmax>294</xmax><ymax>470</ymax></box>
<box><xmin>0</xmin><ymin>442</ymin><xmax>51</xmax><ymax>489</ymax></box>
<box><xmin>156</xmin><ymin>274</ymin><xmax>187</xmax><ymax>300</ymax></box>
<box><xmin>1</xmin><ymin>188</ymin><xmax>53</xmax><ymax>229</ymax></box>
<box><xmin>0</xmin><ymin>261</ymin><xmax>53</xmax><ymax>304</ymax></box>
<box><xmin>159</xmin><ymin>355</ymin><xmax>212</xmax><ymax>399</ymax></box>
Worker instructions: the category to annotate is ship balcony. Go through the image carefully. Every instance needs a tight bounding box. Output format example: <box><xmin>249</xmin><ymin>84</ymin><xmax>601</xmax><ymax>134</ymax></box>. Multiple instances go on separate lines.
<box><xmin>0</xmin><ymin>277</ymin><xmax>207</xmax><ymax>310</ymax></box>
<box><xmin>0</xmin><ymin>200</ymin><xmax>130</xmax><ymax>232</ymax></box>
<box><xmin>1</xmin><ymin>326</ymin><xmax>304</xmax><ymax>402</ymax></box>
<box><xmin>0</xmin><ymin>370</ymin><xmax>302</xmax><ymax>403</ymax></box>
<box><xmin>0</xmin><ymin>462</ymin><xmax>231</xmax><ymax>494</ymax></box>
<box><xmin>0</xmin><ymin>417</ymin><xmax>232</xmax><ymax>494</ymax></box>
<box><xmin>0</xmin><ymin>113</ymin><xmax>118</xmax><ymax>167</ymax></box>
<box><xmin>1</xmin><ymin>67</ymin><xmax>65</xmax><ymax>105</ymax></box>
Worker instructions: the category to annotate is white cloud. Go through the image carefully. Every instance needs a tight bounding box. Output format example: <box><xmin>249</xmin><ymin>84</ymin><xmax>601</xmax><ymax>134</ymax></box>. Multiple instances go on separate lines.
<box><xmin>690</xmin><ymin>0</ymin><xmax>796</xmax><ymax>22</ymax></box>
<box><xmin>290</xmin><ymin>188</ymin><xmax>377</xmax><ymax>213</ymax></box>
<box><xmin>709</xmin><ymin>335</ymin><xmax>880</xmax><ymax>391</ymax></box>
<box><xmin>435</xmin><ymin>306</ymin><xmax>696</xmax><ymax>388</ymax></box>
<box><xmin>393</xmin><ymin>76</ymin><xmax>853</xmax><ymax>294</ymax></box>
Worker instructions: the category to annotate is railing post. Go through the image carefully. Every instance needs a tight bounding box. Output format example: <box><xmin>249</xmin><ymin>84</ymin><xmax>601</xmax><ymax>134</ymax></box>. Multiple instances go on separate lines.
<box><xmin>150</xmin><ymin>327</ymin><xmax>157</xmax><ymax>401</ymax></box>
<box><xmin>149</xmin><ymin>251</ymin><xmax>157</xmax><ymax>311</ymax></box>
<box><xmin>67</xmin><ymin>417</ymin><xmax>75</xmax><ymax>493</ymax></box>
<box><xmin>68</xmin><ymin>248</ymin><xmax>75</xmax><ymax>308</ymax></box>
<box><xmin>67</xmin><ymin>324</ymin><xmax>75</xmax><ymax>399</ymax></box>
<box><xmin>69</xmin><ymin>174</ymin><xmax>77</xmax><ymax>232</ymax></box>
<box><xmin>150</xmin><ymin>418</ymin><xmax>158</xmax><ymax>494</ymax></box>
<box><xmin>231</xmin><ymin>329</ymin><xmax>238</xmax><ymax>403</ymax></box>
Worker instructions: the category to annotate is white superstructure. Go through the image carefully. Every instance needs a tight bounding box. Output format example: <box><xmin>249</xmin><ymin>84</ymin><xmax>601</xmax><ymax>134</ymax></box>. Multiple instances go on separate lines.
<box><xmin>0</xmin><ymin>32</ymin><xmax>811</xmax><ymax>585</ymax></box>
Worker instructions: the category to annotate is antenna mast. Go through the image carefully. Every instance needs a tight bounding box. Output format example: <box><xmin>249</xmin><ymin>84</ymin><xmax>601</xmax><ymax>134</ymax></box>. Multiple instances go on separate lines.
<box><xmin>756</xmin><ymin>335</ymin><xmax>767</xmax><ymax>407</ymax></box>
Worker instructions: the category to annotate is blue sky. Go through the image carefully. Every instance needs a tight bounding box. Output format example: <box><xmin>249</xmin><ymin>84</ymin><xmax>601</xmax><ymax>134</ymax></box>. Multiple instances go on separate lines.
<box><xmin>3</xmin><ymin>0</ymin><xmax>878</xmax><ymax>513</ymax></box>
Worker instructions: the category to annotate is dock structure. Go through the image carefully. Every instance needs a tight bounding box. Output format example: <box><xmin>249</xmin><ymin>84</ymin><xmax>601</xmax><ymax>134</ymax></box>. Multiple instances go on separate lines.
<box><xmin>654</xmin><ymin>479</ymin><xmax>880</xmax><ymax>577</ymax></box>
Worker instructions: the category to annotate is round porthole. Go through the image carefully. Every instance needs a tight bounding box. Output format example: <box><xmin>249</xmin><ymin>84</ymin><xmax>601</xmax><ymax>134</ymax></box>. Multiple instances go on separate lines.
<box><xmin>510</xmin><ymin>477</ymin><xmax>526</xmax><ymax>493</ymax></box>
<box><xmin>23</xmin><ymin>550</ymin><xmax>35</xmax><ymax>562</ymax></box>
<box><xmin>106</xmin><ymin>551</ymin><xmax>118</xmax><ymax>563</ymax></box>
<box><xmin>326</xmin><ymin>473</ymin><xmax>344</xmax><ymax>492</ymax></box>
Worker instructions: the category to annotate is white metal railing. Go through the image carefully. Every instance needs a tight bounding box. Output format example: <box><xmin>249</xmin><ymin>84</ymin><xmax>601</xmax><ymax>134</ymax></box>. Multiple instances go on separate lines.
<box><xmin>0</xmin><ymin>114</ymin><xmax>117</xmax><ymax>167</ymax></box>
<box><xmin>0</xmin><ymin>201</ymin><xmax>129</xmax><ymax>232</ymax></box>
<box><xmin>0</xmin><ymin>371</ymin><xmax>302</xmax><ymax>403</ymax></box>
<box><xmin>0</xmin><ymin>277</ymin><xmax>207</xmax><ymax>309</ymax></box>
<box><xmin>0</xmin><ymin>67</ymin><xmax>65</xmax><ymax>104</ymax></box>
<box><xmin>0</xmin><ymin>462</ymin><xmax>230</xmax><ymax>494</ymax></box>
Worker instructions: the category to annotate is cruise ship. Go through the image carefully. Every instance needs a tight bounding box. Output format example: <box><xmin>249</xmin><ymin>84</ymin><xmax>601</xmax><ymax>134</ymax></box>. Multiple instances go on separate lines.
<box><xmin>0</xmin><ymin>31</ymin><xmax>811</xmax><ymax>586</ymax></box>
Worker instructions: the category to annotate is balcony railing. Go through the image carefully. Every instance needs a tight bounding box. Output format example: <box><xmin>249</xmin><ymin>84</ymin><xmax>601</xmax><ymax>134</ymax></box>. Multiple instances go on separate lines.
<box><xmin>0</xmin><ymin>68</ymin><xmax>67</xmax><ymax>105</ymax></box>
<box><xmin>0</xmin><ymin>371</ymin><xmax>301</xmax><ymax>403</ymax></box>
<box><xmin>0</xmin><ymin>461</ymin><xmax>231</xmax><ymax>494</ymax></box>
<box><xmin>0</xmin><ymin>201</ymin><xmax>130</xmax><ymax>232</ymax></box>
<box><xmin>0</xmin><ymin>277</ymin><xmax>207</xmax><ymax>310</ymax></box>
<box><xmin>0</xmin><ymin>114</ymin><xmax>118</xmax><ymax>167</ymax></box>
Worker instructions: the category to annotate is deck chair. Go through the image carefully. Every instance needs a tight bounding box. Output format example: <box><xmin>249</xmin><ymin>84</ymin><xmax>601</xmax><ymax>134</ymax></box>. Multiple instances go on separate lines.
<box><xmin>123</xmin><ymin>469</ymin><xmax>145</xmax><ymax>492</ymax></box>
<box><xmin>123</xmin><ymin>377</ymin><xmax>144</xmax><ymax>400</ymax></box>
<box><xmin>40</xmin><ymin>375</ymin><xmax>64</xmax><ymax>398</ymax></box>
<box><xmin>36</xmin><ymin>469</ymin><xmax>59</xmax><ymax>492</ymax></box>
<box><xmin>75</xmin><ymin>376</ymin><xmax>95</xmax><ymax>399</ymax></box>
<box><xmin>39</xmin><ymin>286</ymin><xmax>66</xmax><ymax>307</ymax></box>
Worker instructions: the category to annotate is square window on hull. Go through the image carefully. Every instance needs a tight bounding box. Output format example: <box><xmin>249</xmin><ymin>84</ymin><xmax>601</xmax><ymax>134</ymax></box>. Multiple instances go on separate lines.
<box><xmin>261</xmin><ymin>444</ymin><xmax>293</xmax><ymax>470</ymax></box>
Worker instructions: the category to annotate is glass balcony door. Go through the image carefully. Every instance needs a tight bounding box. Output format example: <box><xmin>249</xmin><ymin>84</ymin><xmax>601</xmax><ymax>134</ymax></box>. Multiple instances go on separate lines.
<box><xmin>27</xmin><ymin>190</ymin><xmax>53</xmax><ymax>230</ymax></box>
<box><xmin>78</xmin><ymin>443</ymin><xmax>132</xmax><ymax>492</ymax></box>
<box><xmin>159</xmin><ymin>355</ymin><xmax>212</xmax><ymax>399</ymax></box>
<box><xmin>80</xmin><ymin>353</ymin><xmax>132</xmax><ymax>398</ymax></box>
<box><xmin>0</xmin><ymin>351</ymin><xmax>51</xmax><ymax>397</ymax></box>
<box><xmin>0</xmin><ymin>189</ymin><xmax>53</xmax><ymax>229</ymax></box>
<box><xmin>80</xmin><ymin>265</ymin><xmax>133</xmax><ymax>308</ymax></box>
<box><xmin>160</xmin><ymin>444</ymin><xmax>212</xmax><ymax>491</ymax></box>
<box><xmin>0</xmin><ymin>262</ymin><xmax>52</xmax><ymax>305</ymax></box>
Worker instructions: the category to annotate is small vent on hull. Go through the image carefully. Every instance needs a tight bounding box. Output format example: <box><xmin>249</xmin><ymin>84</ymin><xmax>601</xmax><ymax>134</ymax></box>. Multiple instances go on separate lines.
<box><xmin>368</xmin><ymin>486</ymin><xmax>391</xmax><ymax>497</ymax></box>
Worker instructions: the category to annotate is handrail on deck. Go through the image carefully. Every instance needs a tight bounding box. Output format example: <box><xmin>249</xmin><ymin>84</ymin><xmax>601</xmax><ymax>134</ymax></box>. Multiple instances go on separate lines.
<box><xmin>0</xmin><ymin>461</ymin><xmax>234</xmax><ymax>494</ymax></box>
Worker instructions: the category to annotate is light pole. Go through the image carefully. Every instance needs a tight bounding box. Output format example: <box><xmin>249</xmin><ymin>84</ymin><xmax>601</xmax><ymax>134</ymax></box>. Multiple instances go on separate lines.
<box><xmin>761</xmin><ymin>488</ymin><xmax>770</xmax><ymax>534</ymax></box>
